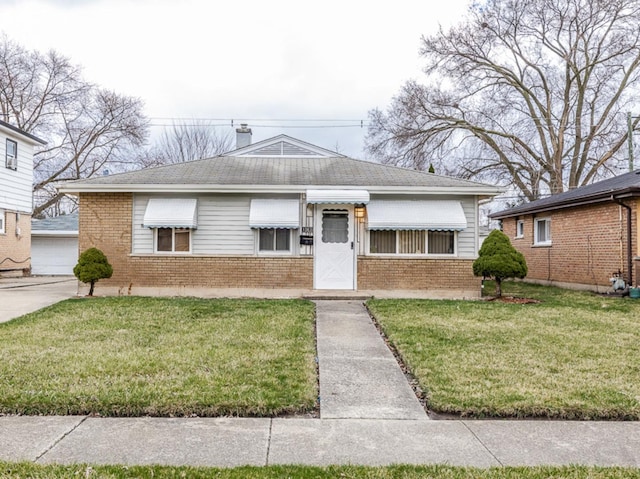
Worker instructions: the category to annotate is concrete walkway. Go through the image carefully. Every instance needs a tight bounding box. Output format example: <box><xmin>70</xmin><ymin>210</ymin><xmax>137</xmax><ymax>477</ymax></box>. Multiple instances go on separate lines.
<box><xmin>315</xmin><ymin>300</ymin><xmax>427</xmax><ymax>420</ymax></box>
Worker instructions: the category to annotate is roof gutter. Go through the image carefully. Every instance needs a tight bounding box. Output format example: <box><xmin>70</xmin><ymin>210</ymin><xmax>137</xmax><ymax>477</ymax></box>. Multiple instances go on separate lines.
<box><xmin>612</xmin><ymin>195</ymin><xmax>633</xmax><ymax>287</ymax></box>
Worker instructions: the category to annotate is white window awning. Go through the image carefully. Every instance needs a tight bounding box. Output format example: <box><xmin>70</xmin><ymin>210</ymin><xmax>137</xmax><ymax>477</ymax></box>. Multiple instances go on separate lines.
<box><xmin>143</xmin><ymin>198</ymin><xmax>198</xmax><ymax>229</ymax></box>
<box><xmin>249</xmin><ymin>199</ymin><xmax>300</xmax><ymax>228</ymax></box>
<box><xmin>367</xmin><ymin>200</ymin><xmax>467</xmax><ymax>231</ymax></box>
<box><xmin>306</xmin><ymin>189</ymin><xmax>370</xmax><ymax>204</ymax></box>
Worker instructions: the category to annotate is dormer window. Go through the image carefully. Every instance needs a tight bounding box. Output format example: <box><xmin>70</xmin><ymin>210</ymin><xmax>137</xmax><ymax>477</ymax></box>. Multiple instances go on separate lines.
<box><xmin>5</xmin><ymin>139</ymin><xmax>17</xmax><ymax>170</ymax></box>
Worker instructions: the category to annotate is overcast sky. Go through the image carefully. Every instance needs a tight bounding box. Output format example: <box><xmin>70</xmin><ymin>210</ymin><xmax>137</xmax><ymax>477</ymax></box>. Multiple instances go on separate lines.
<box><xmin>1</xmin><ymin>0</ymin><xmax>471</xmax><ymax>158</ymax></box>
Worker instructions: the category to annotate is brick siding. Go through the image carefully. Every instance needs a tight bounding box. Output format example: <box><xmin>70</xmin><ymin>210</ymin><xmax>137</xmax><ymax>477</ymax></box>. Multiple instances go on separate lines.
<box><xmin>0</xmin><ymin>211</ymin><xmax>31</xmax><ymax>274</ymax></box>
<box><xmin>502</xmin><ymin>200</ymin><xmax>638</xmax><ymax>289</ymax></box>
<box><xmin>358</xmin><ymin>256</ymin><xmax>480</xmax><ymax>291</ymax></box>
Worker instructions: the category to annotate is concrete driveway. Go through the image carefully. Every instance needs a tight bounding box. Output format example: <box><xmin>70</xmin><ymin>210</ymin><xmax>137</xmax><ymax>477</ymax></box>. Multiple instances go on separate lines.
<box><xmin>0</xmin><ymin>276</ymin><xmax>78</xmax><ymax>323</ymax></box>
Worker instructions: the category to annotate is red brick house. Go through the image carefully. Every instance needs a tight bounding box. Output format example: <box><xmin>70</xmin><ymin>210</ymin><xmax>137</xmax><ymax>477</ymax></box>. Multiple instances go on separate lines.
<box><xmin>58</xmin><ymin>132</ymin><xmax>501</xmax><ymax>298</ymax></box>
<box><xmin>490</xmin><ymin>170</ymin><xmax>640</xmax><ymax>292</ymax></box>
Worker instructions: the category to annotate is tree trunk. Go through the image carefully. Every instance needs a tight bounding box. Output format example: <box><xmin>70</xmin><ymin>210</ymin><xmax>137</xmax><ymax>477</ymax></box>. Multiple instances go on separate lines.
<box><xmin>495</xmin><ymin>278</ymin><xmax>502</xmax><ymax>298</ymax></box>
<box><xmin>88</xmin><ymin>281</ymin><xmax>95</xmax><ymax>296</ymax></box>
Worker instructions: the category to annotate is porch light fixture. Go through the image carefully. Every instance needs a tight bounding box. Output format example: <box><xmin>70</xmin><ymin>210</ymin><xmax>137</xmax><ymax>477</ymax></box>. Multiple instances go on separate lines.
<box><xmin>354</xmin><ymin>204</ymin><xmax>366</xmax><ymax>218</ymax></box>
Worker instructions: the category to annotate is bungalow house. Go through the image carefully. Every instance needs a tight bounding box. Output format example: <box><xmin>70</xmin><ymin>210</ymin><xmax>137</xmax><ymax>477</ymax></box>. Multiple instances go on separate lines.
<box><xmin>490</xmin><ymin>169</ymin><xmax>640</xmax><ymax>292</ymax></box>
<box><xmin>0</xmin><ymin>120</ymin><xmax>46</xmax><ymax>277</ymax></box>
<box><xmin>57</xmin><ymin>129</ymin><xmax>501</xmax><ymax>297</ymax></box>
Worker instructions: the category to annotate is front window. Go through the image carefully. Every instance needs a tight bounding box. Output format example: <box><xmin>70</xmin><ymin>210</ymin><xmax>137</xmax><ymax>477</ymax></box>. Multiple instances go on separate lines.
<box><xmin>534</xmin><ymin>218</ymin><xmax>551</xmax><ymax>245</ymax></box>
<box><xmin>369</xmin><ymin>230</ymin><xmax>455</xmax><ymax>255</ymax></box>
<box><xmin>516</xmin><ymin>220</ymin><xmax>524</xmax><ymax>238</ymax></box>
<box><xmin>156</xmin><ymin>228</ymin><xmax>191</xmax><ymax>252</ymax></box>
<box><xmin>0</xmin><ymin>209</ymin><xmax>4</xmax><ymax>234</ymax></box>
<box><xmin>5</xmin><ymin>139</ymin><xmax>17</xmax><ymax>170</ymax></box>
<box><xmin>259</xmin><ymin>228</ymin><xmax>291</xmax><ymax>252</ymax></box>
<box><xmin>428</xmin><ymin>231</ymin><xmax>455</xmax><ymax>254</ymax></box>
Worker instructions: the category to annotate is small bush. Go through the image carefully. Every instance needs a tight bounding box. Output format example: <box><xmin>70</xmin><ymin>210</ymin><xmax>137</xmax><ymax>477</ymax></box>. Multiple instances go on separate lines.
<box><xmin>473</xmin><ymin>230</ymin><xmax>527</xmax><ymax>297</ymax></box>
<box><xmin>73</xmin><ymin>247</ymin><xmax>113</xmax><ymax>296</ymax></box>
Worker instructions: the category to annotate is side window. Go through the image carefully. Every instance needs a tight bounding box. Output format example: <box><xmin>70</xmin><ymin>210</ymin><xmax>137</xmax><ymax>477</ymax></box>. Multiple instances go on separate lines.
<box><xmin>516</xmin><ymin>220</ymin><xmax>524</xmax><ymax>238</ymax></box>
<box><xmin>534</xmin><ymin>218</ymin><xmax>551</xmax><ymax>245</ymax></box>
<box><xmin>0</xmin><ymin>209</ymin><xmax>5</xmax><ymax>234</ymax></box>
<box><xmin>5</xmin><ymin>139</ymin><xmax>17</xmax><ymax>170</ymax></box>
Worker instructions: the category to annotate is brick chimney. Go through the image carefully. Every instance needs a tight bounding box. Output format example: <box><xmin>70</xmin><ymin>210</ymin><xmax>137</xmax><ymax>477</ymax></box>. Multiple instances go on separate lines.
<box><xmin>236</xmin><ymin>123</ymin><xmax>252</xmax><ymax>148</ymax></box>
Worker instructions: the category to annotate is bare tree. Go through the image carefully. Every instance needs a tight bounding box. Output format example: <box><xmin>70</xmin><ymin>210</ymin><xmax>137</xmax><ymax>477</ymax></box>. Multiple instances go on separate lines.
<box><xmin>0</xmin><ymin>36</ymin><xmax>147</xmax><ymax>216</ymax></box>
<box><xmin>139</xmin><ymin>120</ymin><xmax>232</xmax><ymax>168</ymax></box>
<box><xmin>366</xmin><ymin>0</ymin><xmax>640</xmax><ymax>200</ymax></box>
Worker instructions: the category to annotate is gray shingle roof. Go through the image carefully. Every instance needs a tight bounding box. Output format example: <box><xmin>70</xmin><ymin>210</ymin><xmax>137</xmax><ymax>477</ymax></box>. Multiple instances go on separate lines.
<box><xmin>58</xmin><ymin>155</ymin><xmax>496</xmax><ymax>191</ymax></box>
<box><xmin>31</xmin><ymin>212</ymin><xmax>78</xmax><ymax>232</ymax></box>
<box><xmin>491</xmin><ymin>170</ymin><xmax>640</xmax><ymax>219</ymax></box>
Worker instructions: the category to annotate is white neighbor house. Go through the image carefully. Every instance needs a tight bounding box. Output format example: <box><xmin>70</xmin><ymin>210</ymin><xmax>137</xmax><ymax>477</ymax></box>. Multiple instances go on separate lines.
<box><xmin>0</xmin><ymin>120</ymin><xmax>46</xmax><ymax>276</ymax></box>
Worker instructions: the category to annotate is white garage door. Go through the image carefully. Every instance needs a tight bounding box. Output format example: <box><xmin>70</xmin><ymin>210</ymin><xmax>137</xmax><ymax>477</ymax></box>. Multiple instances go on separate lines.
<box><xmin>31</xmin><ymin>236</ymin><xmax>79</xmax><ymax>275</ymax></box>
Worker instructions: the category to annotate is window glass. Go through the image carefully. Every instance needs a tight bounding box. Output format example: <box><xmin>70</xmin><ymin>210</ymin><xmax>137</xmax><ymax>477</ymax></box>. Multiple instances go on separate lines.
<box><xmin>174</xmin><ymin>229</ymin><xmax>190</xmax><ymax>252</ymax></box>
<box><xmin>370</xmin><ymin>230</ymin><xmax>396</xmax><ymax>253</ymax></box>
<box><xmin>5</xmin><ymin>139</ymin><xmax>17</xmax><ymax>169</ymax></box>
<box><xmin>259</xmin><ymin>229</ymin><xmax>274</xmax><ymax>251</ymax></box>
<box><xmin>275</xmin><ymin>228</ymin><xmax>290</xmax><ymax>251</ymax></box>
<box><xmin>322</xmin><ymin>211</ymin><xmax>348</xmax><ymax>243</ymax></box>
<box><xmin>259</xmin><ymin>228</ymin><xmax>290</xmax><ymax>252</ymax></box>
<box><xmin>535</xmin><ymin>219</ymin><xmax>551</xmax><ymax>244</ymax></box>
<box><xmin>157</xmin><ymin>228</ymin><xmax>172</xmax><ymax>251</ymax></box>
<box><xmin>399</xmin><ymin>230</ymin><xmax>426</xmax><ymax>254</ymax></box>
<box><xmin>428</xmin><ymin>231</ymin><xmax>455</xmax><ymax>254</ymax></box>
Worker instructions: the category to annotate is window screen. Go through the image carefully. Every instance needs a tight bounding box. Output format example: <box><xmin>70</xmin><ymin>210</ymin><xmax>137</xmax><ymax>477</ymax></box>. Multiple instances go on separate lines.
<box><xmin>322</xmin><ymin>211</ymin><xmax>348</xmax><ymax>243</ymax></box>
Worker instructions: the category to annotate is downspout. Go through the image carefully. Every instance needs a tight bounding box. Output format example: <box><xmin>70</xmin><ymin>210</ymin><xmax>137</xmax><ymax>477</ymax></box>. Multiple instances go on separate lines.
<box><xmin>613</xmin><ymin>196</ymin><xmax>633</xmax><ymax>287</ymax></box>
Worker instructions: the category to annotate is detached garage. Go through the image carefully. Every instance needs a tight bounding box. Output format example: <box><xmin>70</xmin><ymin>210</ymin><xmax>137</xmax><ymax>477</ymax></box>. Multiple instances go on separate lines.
<box><xmin>31</xmin><ymin>213</ymin><xmax>78</xmax><ymax>276</ymax></box>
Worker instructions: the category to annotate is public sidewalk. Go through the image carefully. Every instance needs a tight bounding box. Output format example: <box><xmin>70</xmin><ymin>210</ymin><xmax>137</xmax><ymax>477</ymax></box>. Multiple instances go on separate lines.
<box><xmin>1</xmin><ymin>416</ymin><xmax>639</xmax><ymax>467</ymax></box>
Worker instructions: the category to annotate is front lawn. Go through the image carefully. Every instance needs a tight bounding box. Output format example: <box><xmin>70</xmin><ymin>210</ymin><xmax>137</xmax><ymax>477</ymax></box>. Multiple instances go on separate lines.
<box><xmin>0</xmin><ymin>297</ymin><xmax>317</xmax><ymax>417</ymax></box>
<box><xmin>368</xmin><ymin>282</ymin><xmax>640</xmax><ymax>419</ymax></box>
<box><xmin>2</xmin><ymin>463</ymin><xmax>640</xmax><ymax>479</ymax></box>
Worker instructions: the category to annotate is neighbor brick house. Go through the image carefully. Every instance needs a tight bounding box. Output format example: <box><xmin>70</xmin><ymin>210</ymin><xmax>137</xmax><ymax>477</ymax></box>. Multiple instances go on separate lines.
<box><xmin>58</xmin><ymin>129</ymin><xmax>501</xmax><ymax>297</ymax></box>
<box><xmin>490</xmin><ymin>170</ymin><xmax>640</xmax><ymax>292</ymax></box>
<box><xmin>0</xmin><ymin>120</ymin><xmax>46</xmax><ymax>277</ymax></box>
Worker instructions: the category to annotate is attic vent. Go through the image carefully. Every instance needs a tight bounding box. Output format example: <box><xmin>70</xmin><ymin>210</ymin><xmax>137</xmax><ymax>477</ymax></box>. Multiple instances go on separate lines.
<box><xmin>251</xmin><ymin>141</ymin><xmax>321</xmax><ymax>156</ymax></box>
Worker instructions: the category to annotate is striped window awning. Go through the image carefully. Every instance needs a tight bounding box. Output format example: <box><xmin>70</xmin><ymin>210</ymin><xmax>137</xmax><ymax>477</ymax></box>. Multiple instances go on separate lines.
<box><xmin>143</xmin><ymin>198</ymin><xmax>198</xmax><ymax>229</ymax></box>
<box><xmin>249</xmin><ymin>199</ymin><xmax>300</xmax><ymax>228</ymax></box>
<box><xmin>306</xmin><ymin>189</ymin><xmax>370</xmax><ymax>204</ymax></box>
<box><xmin>366</xmin><ymin>200</ymin><xmax>467</xmax><ymax>231</ymax></box>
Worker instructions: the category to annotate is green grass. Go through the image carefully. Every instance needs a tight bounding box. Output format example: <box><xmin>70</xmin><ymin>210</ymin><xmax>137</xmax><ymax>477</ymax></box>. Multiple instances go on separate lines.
<box><xmin>368</xmin><ymin>281</ymin><xmax>640</xmax><ymax>419</ymax></box>
<box><xmin>1</xmin><ymin>463</ymin><xmax>639</xmax><ymax>479</ymax></box>
<box><xmin>0</xmin><ymin>297</ymin><xmax>317</xmax><ymax>417</ymax></box>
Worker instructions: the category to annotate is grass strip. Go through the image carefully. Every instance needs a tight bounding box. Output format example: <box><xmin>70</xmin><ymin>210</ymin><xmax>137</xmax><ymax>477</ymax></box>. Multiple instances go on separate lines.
<box><xmin>1</xmin><ymin>463</ymin><xmax>640</xmax><ymax>478</ymax></box>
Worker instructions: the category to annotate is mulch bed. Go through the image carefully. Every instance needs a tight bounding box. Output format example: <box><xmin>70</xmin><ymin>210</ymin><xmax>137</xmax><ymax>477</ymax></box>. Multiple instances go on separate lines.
<box><xmin>484</xmin><ymin>296</ymin><xmax>541</xmax><ymax>304</ymax></box>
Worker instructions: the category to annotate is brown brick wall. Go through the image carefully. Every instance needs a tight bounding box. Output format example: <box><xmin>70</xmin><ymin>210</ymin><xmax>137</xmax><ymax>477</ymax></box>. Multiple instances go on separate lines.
<box><xmin>502</xmin><ymin>200</ymin><xmax>638</xmax><ymax>289</ymax></box>
<box><xmin>358</xmin><ymin>256</ymin><xmax>480</xmax><ymax>291</ymax></box>
<box><xmin>79</xmin><ymin>193</ymin><xmax>313</xmax><ymax>290</ymax></box>
<box><xmin>0</xmin><ymin>211</ymin><xmax>31</xmax><ymax>273</ymax></box>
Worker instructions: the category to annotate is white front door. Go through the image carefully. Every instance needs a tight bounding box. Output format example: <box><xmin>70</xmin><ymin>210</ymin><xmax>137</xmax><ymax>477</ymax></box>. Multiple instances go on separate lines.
<box><xmin>314</xmin><ymin>206</ymin><xmax>355</xmax><ymax>290</ymax></box>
